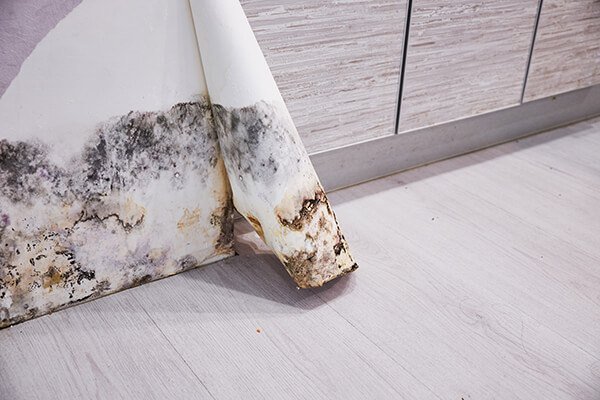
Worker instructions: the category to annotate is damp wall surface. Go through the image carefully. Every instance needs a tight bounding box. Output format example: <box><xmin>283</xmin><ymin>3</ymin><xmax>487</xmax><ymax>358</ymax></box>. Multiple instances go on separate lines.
<box><xmin>0</xmin><ymin>0</ymin><xmax>234</xmax><ymax>328</ymax></box>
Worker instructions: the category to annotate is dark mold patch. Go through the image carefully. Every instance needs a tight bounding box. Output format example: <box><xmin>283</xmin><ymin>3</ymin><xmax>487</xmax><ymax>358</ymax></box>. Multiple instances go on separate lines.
<box><xmin>76</xmin><ymin>101</ymin><xmax>219</xmax><ymax>197</ymax></box>
<box><xmin>278</xmin><ymin>189</ymin><xmax>325</xmax><ymax>230</ymax></box>
<box><xmin>1</xmin><ymin>102</ymin><xmax>219</xmax><ymax>207</ymax></box>
<box><xmin>127</xmin><ymin>274</ymin><xmax>153</xmax><ymax>289</ymax></box>
<box><xmin>282</xmin><ymin>249</ymin><xmax>358</xmax><ymax>289</ymax></box>
<box><xmin>211</xmin><ymin>196</ymin><xmax>235</xmax><ymax>253</ymax></box>
<box><xmin>212</xmin><ymin>101</ymin><xmax>305</xmax><ymax>191</ymax></box>
<box><xmin>0</xmin><ymin>100</ymin><xmax>233</xmax><ymax>328</ymax></box>
<box><xmin>73</xmin><ymin>209</ymin><xmax>145</xmax><ymax>233</ymax></box>
<box><xmin>176</xmin><ymin>255</ymin><xmax>198</xmax><ymax>272</ymax></box>
<box><xmin>0</xmin><ymin>139</ymin><xmax>63</xmax><ymax>204</ymax></box>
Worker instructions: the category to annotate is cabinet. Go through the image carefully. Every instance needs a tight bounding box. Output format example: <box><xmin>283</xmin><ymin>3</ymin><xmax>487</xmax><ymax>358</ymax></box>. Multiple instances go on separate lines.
<box><xmin>523</xmin><ymin>0</ymin><xmax>600</xmax><ymax>102</ymax></box>
<box><xmin>241</xmin><ymin>0</ymin><xmax>407</xmax><ymax>153</ymax></box>
<box><xmin>398</xmin><ymin>0</ymin><xmax>539</xmax><ymax>132</ymax></box>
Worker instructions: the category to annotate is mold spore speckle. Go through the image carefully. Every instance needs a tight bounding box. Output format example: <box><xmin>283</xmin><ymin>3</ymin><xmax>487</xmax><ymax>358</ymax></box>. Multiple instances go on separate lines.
<box><xmin>0</xmin><ymin>140</ymin><xmax>63</xmax><ymax>204</ymax></box>
<box><xmin>76</xmin><ymin>101</ymin><xmax>219</xmax><ymax>196</ymax></box>
<box><xmin>212</xmin><ymin>100</ymin><xmax>357</xmax><ymax>288</ymax></box>
<box><xmin>0</xmin><ymin>99</ymin><xmax>233</xmax><ymax>328</ymax></box>
<box><xmin>213</xmin><ymin>101</ymin><xmax>311</xmax><ymax>196</ymax></box>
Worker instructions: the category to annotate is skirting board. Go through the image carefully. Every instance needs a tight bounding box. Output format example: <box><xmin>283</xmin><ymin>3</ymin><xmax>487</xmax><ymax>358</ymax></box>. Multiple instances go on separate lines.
<box><xmin>312</xmin><ymin>84</ymin><xmax>600</xmax><ymax>192</ymax></box>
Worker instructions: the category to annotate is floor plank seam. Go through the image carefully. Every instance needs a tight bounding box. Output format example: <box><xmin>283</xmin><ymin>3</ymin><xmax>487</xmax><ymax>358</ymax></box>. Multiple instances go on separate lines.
<box><xmin>141</xmin><ymin>306</ymin><xmax>217</xmax><ymax>400</ymax></box>
<box><xmin>314</xmin><ymin>292</ymin><xmax>443</xmax><ymax>400</ymax></box>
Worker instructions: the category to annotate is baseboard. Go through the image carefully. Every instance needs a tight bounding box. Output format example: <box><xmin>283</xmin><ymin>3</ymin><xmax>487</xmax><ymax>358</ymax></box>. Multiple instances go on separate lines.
<box><xmin>311</xmin><ymin>84</ymin><xmax>600</xmax><ymax>191</ymax></box>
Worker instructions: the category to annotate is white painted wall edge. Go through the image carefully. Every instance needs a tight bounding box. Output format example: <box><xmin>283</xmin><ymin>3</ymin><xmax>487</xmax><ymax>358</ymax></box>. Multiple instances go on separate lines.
<box><xmin>312</xmin><ymin>84</ymin><xmax>600</xmax><ymax>192</ymax></box>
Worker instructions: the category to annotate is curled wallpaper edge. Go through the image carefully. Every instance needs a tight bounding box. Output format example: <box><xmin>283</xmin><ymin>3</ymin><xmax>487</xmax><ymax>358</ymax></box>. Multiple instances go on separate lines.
<box><xmin>189</xmin><ymin>0</ymin><xmax>358</xmax><ymax>288</ymax></box>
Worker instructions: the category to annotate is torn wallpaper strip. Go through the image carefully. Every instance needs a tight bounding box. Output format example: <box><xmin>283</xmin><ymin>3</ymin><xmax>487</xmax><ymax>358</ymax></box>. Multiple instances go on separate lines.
<box><xmin>189</xmin><ymin>0</ymin><xmax>358</xmax><ymax>288</ymax></box>
<box><xmin>0</xmin><ymin>0</ymin><xmax>356</xmax><ymax>328</ymax></box>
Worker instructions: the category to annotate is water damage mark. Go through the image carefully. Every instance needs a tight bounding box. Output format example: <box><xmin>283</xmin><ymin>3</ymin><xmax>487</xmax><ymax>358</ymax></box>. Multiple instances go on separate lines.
<box><xmin>211</xmin><ymin>196</ymin><xmax>235</xmax><ymax>254</ymax></box>
<box><xmin>212</xmin><ymin>100</ymin><xmax>357</xmax><ymax>288</ymax></box>
<box><xmin>277</xmin><ymin>185</ymin><xmax>358</xmax><ymax>288</ymax></box>
<box><xmin>278</xmin><ymin>189</ymin><xmax>325</xmax><ymax>231</ymax></box>
<box><xmin>0</xmin><ymin>100</ymin><xmax>233</xmax><ymax>328</ymax></box>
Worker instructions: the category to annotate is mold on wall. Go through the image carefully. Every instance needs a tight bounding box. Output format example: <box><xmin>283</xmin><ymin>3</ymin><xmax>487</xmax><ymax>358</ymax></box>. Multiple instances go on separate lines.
<box><xmin>0</xmin><ymin>0</ymin><xmax>239</xmax><ymax>328</ymax></box>
<box><xmin>1</xmin><ymin>0</ymin><xmax>359</xmax><ymax>328</ymax></box>
<box><xmin>213</xmin><ymin>101</ymin><xmax>357</xmax><ymax>288</ymax></box>
<box><xmin>0</xmin><ymin>100</ymin><xmax>234</xmax><ymax>328</ymax></box>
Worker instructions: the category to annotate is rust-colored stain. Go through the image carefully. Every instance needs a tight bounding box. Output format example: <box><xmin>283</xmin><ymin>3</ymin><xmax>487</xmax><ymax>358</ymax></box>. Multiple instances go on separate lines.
<box><xmin>210</xmin><ymin>193</ymin><xmax>235</xmax><ymax>255</ymax></box>
<box><xmin>277</xmin><ymin>189</ymin><xmax>325</xmax><ymax>230</ymax></box>
<box><xmin>123</xmin><ymin>197</ymin><xmax>146</xmax><ymax>227</ymax></box>
<box><xmin>42</xmin><ymin>266</ymin><xmax>62</xmax><ymax>289</ymax></box>
<box><xmin>246</xmin><ymin>214</ymin><xmax>265</xmax><ymax>241</ymax></box>
<box><xmin>177</xmin><ymin>208</ymin><xmax>201</xmax><ymax>230</ymax></box>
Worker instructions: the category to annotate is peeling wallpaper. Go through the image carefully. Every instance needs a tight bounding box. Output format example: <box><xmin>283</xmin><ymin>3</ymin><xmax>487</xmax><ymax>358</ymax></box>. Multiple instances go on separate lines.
<box><xmin>212</xmin><ymin>101</ymin><xmax>357</xmax><ymax>287</ymax></box>
<box><xmin>190</xmin><ymin>0</ymin><xmax>357</xmax><ymax>288</ymax></box>
<box><xmin>1</xmin><ymin>0</ymin><xmax>357</xmax><ymax>327</ymax></box>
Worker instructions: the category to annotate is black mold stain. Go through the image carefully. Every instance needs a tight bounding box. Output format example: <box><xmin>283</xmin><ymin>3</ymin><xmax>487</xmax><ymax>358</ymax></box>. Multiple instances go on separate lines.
<box><xmin>127</xmin><ymin>274</ymin><xmax>153</xmax><ymax>289</ymax></box>
<box><xmin>0</xmin><ymin>100</ymin><xmax>232</xmax><ymax>328</ymax></box>
<box><xmin>278</xmin><ymin>189</ymin><xmax>325</xmax><ymax>230</ymax></box>
<box><xmin>213</xmin><ymin>100</ymin><xmax>356</xmax><ymax>288</ymax></box>
<box><xmin>73</xmin><ymin>210</ymin><xmax>145</xmax><ymax>233</ymax></box>
<box><xmin>1</xmin><ymin>102</ymin><xmax>219</xmax><ymax>206</ymax></box>
<box><xmin>0</xmin><ymin>140</ymin><xmax>63</xmax><ymax>204</ymax></box>
<box><xmin>212</xmin><ymin>101</ymin><xmax>304</xmax><ymax>192</ymax></box>
<box><xmin>76</xmin><ymin>101</ymin><xmax>218</xmax><ymax>197</ymax></box>
<box><xmin>211</xmin><ymin>195</ymin><xmax>235</xmax><ymax>253</ymax></box>
<box><xmin>176</xmin><ymin>255</ymin><xmax>198</xmax><ymax>272</ymax></box>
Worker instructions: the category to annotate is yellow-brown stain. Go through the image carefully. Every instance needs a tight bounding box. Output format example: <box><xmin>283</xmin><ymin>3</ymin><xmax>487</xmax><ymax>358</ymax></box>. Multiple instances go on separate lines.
<box><xmin>42</xmin><ymin>266</ymin><xmax>62</xmax><ymax>289</ymax></box>
<box><xmin>177</xmin><ymin>208</ymin><xmax>201</xmax><ymax>231</ymax></box>
<box><xmin>246</xmin><ymin>214</ymin><xmax>265</xmax><ymax>241</ymax></box>
<box><xmin>123</xmin><ymin>197</ymin><xmax>146</xmax><ymax>226</ymax></box>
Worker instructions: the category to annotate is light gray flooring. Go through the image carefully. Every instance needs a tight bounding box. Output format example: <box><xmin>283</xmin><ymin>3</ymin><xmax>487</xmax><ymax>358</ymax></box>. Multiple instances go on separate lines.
<box><xmin>1</xmin><ymin>117</ymin><xmax>600</xmax><ymax>400</ymax></box>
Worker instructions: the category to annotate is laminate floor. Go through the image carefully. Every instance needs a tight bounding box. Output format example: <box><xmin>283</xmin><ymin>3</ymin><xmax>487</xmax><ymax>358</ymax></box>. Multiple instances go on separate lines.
<box><xmin>1</xmin><ymin>117</ymin><xmax>599</xmax><ymax>399</ymax></box>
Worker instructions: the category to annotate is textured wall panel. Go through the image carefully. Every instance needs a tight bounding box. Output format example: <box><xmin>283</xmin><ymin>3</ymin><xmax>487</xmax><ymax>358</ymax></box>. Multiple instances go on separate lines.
<box><xmin>523</xmin><ymin>0</ymin><xmax>600</xmax><ymax>102</ymax></box>
<box><xmin>240</xmin><ymin>0</ymin><xmax>406</xmax><ymax>153</ymax></box>
<box><xmin>399</xmin><ymin>0</ymin><xmax>539</xmax><ymax>132</ymax></box>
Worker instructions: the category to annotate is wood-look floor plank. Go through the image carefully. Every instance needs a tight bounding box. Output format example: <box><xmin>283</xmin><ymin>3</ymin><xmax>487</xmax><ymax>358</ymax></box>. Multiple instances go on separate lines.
<box><xmin>324</xmin><ymin>117</ymin><xmax>600</xmax><ymax>399</ymax></box>
<box><xmin>0</xmin><ymin>291</ymin><xmax>215</xmax><ymax>399</ymax></box>
<box><xmin>128</xmin><ymin>252</ymin><xmax>436</xmax><ymax>399</ymax></box>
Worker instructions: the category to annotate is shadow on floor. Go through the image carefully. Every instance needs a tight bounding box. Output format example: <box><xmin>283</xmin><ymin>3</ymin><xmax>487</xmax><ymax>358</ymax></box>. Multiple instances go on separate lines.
<box><xmin>182</xmin><ymin>240</ymin><xmax>357</xmax><ymax>312</ymax></box>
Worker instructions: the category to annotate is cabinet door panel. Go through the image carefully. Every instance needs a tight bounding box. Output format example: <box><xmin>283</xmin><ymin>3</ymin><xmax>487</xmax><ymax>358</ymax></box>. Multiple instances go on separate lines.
<box><xmin>523</xmin><ymin>0</ymin><xmax>600</xmax><ymax>102</ymax></box>
<box><xmin>399</xmin><ymin>0</ymin><xmax>538</xmax><ymax>132</ymax></box>
<box><xmin>241</xmin><ymin>0</ymin><xmax>406</xmax><ymax>153</ymax></box>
